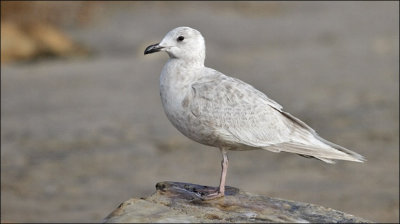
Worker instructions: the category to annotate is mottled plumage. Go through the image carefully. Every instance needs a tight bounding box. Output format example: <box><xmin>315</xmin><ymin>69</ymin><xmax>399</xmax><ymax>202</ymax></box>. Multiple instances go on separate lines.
<box><xmin>145</xmin><ymin>26</ymin><xmax>365</xmax><ymax>200</ymax></box>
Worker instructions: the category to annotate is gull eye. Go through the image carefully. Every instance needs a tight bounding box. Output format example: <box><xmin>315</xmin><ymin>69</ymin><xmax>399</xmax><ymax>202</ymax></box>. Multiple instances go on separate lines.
<box><xmin>177</xmin><ymin>36</ymin><xmax>184</xmax><ymax>42</ymax></box>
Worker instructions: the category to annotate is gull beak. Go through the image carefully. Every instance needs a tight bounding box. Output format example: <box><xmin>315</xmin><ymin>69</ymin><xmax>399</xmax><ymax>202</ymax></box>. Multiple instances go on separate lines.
<box><xmin>144</xmin><ymin>43</ymin><xmax>164</xmax><ymax>55</ymax></box>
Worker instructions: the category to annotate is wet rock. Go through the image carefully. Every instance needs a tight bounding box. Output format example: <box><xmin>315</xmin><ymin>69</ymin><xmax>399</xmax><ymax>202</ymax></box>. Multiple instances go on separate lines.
<box><xmin>103</xmin><ymin>181</ymin><xmax>371</xmax><ymax>223</ymax></box>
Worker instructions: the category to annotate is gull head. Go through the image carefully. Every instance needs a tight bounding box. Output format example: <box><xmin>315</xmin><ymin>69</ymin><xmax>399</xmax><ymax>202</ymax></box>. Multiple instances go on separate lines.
<box><xmin>144</xmin><ymin>27</ymin><xmax>205</xmax><ymax>65</ymax></box>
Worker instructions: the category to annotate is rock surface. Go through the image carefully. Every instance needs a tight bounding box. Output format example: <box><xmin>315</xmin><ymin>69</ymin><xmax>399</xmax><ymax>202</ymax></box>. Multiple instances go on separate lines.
<box><xmin>103</xmin><ymin>181</ymin><xmax>371</xmax><ymax>223</ymax></box>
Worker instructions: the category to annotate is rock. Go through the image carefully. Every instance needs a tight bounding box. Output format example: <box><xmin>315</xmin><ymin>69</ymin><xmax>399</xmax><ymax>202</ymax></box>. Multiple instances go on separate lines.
<box><xmin>1</xmin><ymin>21</ymin><xmax>88</xmax><ymax>63</ymax></box>
<box><xmin>1</xmin><ymin>21</ymin><xmax>37</xmax><ymax>63</ymax></box>
<box><xmin>103</xmin><ymin>181</ymin><xmax>371</xmax><ymax>223</ymax></box>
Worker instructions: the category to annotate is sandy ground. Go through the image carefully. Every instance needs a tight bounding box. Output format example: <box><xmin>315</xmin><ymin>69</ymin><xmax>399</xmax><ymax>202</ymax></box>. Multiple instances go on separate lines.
<box><xmin>1</xmin><ymin>2</ymin><xmax>398</xmax><ymax>222</ymax></box>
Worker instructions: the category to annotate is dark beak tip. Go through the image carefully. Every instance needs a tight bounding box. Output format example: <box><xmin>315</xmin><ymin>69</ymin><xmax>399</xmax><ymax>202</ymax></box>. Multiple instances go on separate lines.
<box><xmin>144</xmin><ymin>43</ymin><xmax>162</xmax><ymax>55</ymax></box>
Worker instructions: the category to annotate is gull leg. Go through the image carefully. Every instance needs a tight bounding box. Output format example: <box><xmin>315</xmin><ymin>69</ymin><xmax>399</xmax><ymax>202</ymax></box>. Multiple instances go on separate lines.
<box><xmin>218</xmin><ymin>148</ymin><xmax>228</xmax><ymax>194</ymax></box>
<box><xmin>202</xmin><ymin>148</ymin><xmax>228</xmax><ymax>200</ymax></box>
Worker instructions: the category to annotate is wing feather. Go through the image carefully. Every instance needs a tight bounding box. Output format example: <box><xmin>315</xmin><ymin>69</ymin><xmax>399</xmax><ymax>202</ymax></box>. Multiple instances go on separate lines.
<box><xmin>189</xmin><ymin>69</ymin><xmax>365</xmax><ymax>163</ymax></box>
<box><xmin>190</xmin><ymin>71</ymin><xmax>290</xmax><ymax>146</ymax></box>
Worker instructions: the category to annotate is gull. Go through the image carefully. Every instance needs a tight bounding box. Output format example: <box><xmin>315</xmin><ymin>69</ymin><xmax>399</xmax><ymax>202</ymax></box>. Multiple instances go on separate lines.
<box><xmin>144</xmin><ymin>26</ymin><xmax>365</xmax><ymax>200</ymax></box>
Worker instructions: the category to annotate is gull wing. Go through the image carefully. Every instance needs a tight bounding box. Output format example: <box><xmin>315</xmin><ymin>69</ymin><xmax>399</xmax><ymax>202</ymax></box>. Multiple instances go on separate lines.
<box><xmin>189</xmin><ymin>71</ymin><xmax>293</xmax><ymax>147</ymax></box>
<box><xmin>189</xmin><ymin>69</ymin><xmax>365</xmax><ymax>163</ymax></box>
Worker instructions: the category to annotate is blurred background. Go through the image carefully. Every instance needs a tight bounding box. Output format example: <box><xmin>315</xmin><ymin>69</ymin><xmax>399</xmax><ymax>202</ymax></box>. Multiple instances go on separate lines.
<box><xmin>1</xmin><ymin>1</ymin><xmax>398</xmax><ymax>222</ymax></box>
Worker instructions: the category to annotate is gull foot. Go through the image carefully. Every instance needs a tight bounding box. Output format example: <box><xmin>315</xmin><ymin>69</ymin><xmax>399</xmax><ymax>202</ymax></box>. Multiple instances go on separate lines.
<box><xmin>201</xmin><ymin>191</ymin><xmax>225</xmax><ymax>200</ymax></box>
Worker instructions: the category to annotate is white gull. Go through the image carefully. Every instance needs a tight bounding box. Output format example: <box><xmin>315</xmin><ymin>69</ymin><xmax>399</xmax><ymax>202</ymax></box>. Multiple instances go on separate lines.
<box><xmin>144</xmin><ymin>26</ymin><xmax>365</xmax><ymax>200</ymax></box>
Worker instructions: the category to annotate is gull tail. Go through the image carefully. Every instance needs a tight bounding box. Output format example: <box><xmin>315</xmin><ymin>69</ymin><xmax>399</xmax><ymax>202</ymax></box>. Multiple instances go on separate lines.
<box><xmin>264</xmin><ymin>141</ymin><xmax>365</xmax><ymax>164</ymax></box>
<box><xmin>264</xmin><ymin>110</ymin><xmax>366</xmax><ymax>164</ymax></box>
<box><xmin>314</xmin><ymin>135</ymin><xmax>366</xmax><ymax>163</ymax></box>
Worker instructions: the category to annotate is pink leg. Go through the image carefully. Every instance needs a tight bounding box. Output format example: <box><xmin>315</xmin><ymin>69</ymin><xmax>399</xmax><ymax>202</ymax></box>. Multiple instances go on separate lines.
<box><xmin>218</xmin><ymin>148</ymin><xmax>228</xmax><ymax>194</ymax></box>
<box><xmin>202</xmin><ymin>148</ymin><xmax>228</xmax><ymax>200</ymax></box>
